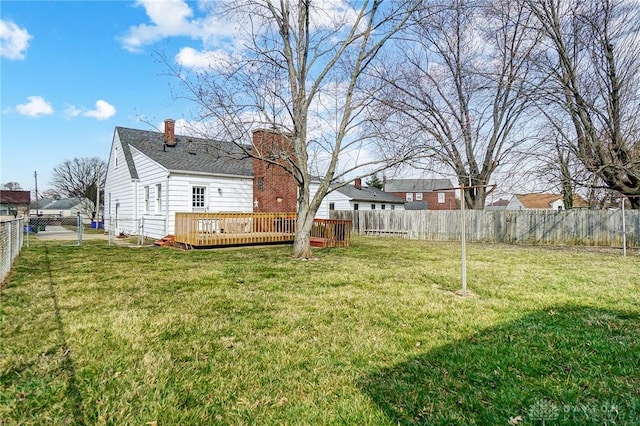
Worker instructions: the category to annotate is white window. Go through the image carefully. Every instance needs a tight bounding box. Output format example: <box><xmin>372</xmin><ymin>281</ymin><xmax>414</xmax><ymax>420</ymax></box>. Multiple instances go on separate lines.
<box><xmin>391</xmin><ymin>205</ymin><xmax>395</xmax><ymax>210</ymax></box>
<box><xmin>114</xmin><ymin>147</ymin><xmax>119</xmax><ymax>169</ymax></box>
<box><xmin>406</xmin><ymin>193</ymin><xmax>413</xmax><ymax>202</ymax></box>
<box><xmin>144</xmin><ymin>186</ymin><xmax>150</xmax><ymax>213</ymax></box>
<box><xmin>371</xmin><ymin>204</ymin><xmax>376</xmax><ymax>210</ymax></box>
<box><xmin>381</xmin><ymin>204</ymin><xmax>386</xmax><ymax>210</ymax></box>
<box><xmin>192</xmin><ymin>186</ymin><xmax>206</xmax><ymax>211</ymax></box>
<box><xmin>416</xmin><ymin>192</ymin><xmax>423</xmax><ymax>201</ymax></box>
<box><xmin>438</xmin><ymin>192</ymin><xmax>445</xmax><ymax>204</ymax></box>
<box><xmin>155</xmin><ymin>184</ymin><xmax>162</xmax><ymax>214</ymax></box>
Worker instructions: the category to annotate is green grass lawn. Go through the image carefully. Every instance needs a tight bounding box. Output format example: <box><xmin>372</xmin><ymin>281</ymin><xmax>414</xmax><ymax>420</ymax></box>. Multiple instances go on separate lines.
<box><xmin>1</xmin><ymin>238</ymin><xmax>639</xmax><ymax>425</ymax></box>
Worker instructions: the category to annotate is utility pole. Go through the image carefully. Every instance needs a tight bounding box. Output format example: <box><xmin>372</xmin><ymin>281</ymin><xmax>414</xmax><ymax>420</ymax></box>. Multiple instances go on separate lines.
<box><xmin>96</xmin><ymin>180</ymin><xmax>101</xmax><ymax>227</ymax></box>
<box><xmin>34</xmin><ymin>171</ymin><xmax>39</xmax><ymax>216</ymax></box>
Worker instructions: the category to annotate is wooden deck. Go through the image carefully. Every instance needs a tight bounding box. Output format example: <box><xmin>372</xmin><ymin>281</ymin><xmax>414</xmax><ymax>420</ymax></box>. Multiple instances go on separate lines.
<box><xmin>174</xmin><ymin>212</ymin><xmax>351</xmax><ymax>248</ymax></box>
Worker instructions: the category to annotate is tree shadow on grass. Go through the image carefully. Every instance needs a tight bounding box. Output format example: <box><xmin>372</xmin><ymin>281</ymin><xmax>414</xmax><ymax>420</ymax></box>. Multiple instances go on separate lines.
<box><xmin>44</xmin><ymin>244</ymin><xmax>86</xmax><ymax>425</ymax></box>
<box><xmin>358</xmin><ymin>306</ymin><xmax>640</xmax><ymax>425</ymax></box>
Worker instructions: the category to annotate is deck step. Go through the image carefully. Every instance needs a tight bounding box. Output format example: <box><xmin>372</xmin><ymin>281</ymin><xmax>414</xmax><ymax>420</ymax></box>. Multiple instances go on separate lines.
<box><xmin>310</xmin><ymin>236</ymin><xmax>327</xmax><ymax>248</ymax></box>
<box><xmin>154</xmin><ymin>234</ymin><xmax>175</xmax><ymax>247</ymax></box>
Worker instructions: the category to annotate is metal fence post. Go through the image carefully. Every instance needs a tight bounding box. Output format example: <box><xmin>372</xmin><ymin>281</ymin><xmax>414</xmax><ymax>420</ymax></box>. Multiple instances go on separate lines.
<box><xmin>77</xmin><ymin>212</ymin><xmax>83</xmax><ymax>246</ymax></box>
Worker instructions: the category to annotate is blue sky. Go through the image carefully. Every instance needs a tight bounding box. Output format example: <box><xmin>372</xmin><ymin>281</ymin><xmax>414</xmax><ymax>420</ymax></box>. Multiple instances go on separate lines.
<box><xmin>1</xmin><ymin>0</ymin><xmax>219</xmax><ymax>193</ymax></box>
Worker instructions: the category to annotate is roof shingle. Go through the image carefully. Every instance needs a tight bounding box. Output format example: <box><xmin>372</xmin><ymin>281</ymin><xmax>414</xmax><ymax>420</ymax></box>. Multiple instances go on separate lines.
<box><xmin>336</xmin><ymin>185</ymin><xmax>404</xmax><ymax>203</ymax></box>
<box><xmin>116</xmin><ymin>127</ymin><xmax>254</xmax><ymax>177</ymax></box>
<box><xmin>385</xmin><ymin>178</ymin><xmax>454</xmax><ymax>192</ymax></box>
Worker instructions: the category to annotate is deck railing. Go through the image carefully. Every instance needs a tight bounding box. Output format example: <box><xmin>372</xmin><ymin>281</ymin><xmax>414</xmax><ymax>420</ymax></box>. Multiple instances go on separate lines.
<box><xmin>174</xmin><ymin>212</ymin><xmax>350</xmax><ymax>248</ymax></box>
<box><xmin>310</xmin><ymin>218</ymin><xmax>351</xmax><ymax>248</ymax></box>
<box><xmin>175</xmin><ymin>212</ymin><xmax>297</xmax><ymax>247</ymax></box>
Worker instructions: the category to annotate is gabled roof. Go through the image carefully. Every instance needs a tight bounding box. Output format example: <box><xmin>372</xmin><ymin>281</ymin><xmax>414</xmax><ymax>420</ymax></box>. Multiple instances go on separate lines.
<box><xmin>116</xmin><ymin>127</ymin><xmax>254</xmax><ymax>178</ymax></box>
<box><xmin>485</xmin><ymin>198</ymin><xmax>510</xmax><ymax>210</ymax></box>
<box><xmin>385</xmin><ymin>178</ymin><xmax>454</xmax><ymax>192</ymax></box>
<box><xmin>515</xmin><ymin>193</ymin><xmax>589</xmax><ymax>209</ymax></box>
<box><xmin>488</xmin><ymin>198</ymin><xmax>510</xmax><ymax>207</ymax></box>
<box><xmin>0</xmin><ymin>190</ymin><xmax>31</xmax><ymax>205</ymax></box>
<box><xmin>336</xmin><ymin>185</ymin><xmax>405</xmax><ymax>203</ymax></box>
<box><xmin>41</xmin><ymin>198</ymin><xmax>84</xmax><ymax>210</ymax></box>
<box><xmin>36</xmin><ymin>198</ymin><xmax>56</xmax><ymax>209</ymax></box>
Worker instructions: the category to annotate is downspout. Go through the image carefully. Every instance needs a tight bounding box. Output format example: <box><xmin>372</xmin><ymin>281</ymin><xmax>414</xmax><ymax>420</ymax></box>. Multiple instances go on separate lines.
<box><xmin>165</xmin><ymin>173</ymin><xmax>170</xmax><ymax>235</ymax></box>
<box><xmin>133</xmin><ymin>179</ymin><xmax>139</xmax><ymax>234</ymax></box>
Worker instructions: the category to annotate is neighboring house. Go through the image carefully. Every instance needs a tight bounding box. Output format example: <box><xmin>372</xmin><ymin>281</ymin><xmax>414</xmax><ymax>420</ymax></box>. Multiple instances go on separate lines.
<box><xmin>485</xmin><ymin>198</ymin><xmax>510</xmax><ymax>211</ymax></box>
<box><xmin>104</xmin><ymin>120</ymin><xmax>330</xmax><ymax>239</ymax></box>
<box><xmin>321</xmin><ymin>178</ymin><xmax>405</xmax><ymax>216</ymax></box>
<box><xmin>0</xmin><ymin>190</ymin><xmax>31</xmax><ymax>218</ymax></box>
<box><xmin>31</xmin><ymin>197</ymin><xmax>86</xmax><ymax>217</ymax></box>
<box><xmin>384</xmin><ymin>178</ymin><xmax>456</xmax><ymax>210</ymax></box>
<box><xmin>505</xmin><ymin>193</ymin><xmax>589</xmax><ymax>211</ymax></box>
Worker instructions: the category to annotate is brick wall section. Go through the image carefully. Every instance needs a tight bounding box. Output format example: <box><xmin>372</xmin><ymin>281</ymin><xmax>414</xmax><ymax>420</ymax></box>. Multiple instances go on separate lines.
<box><xmin>252</xmin><ymin>129</ymin><xmax>298</xmax><ymax>212</ymax></box>
<box><xmin>388</xmin><ymin>191</ymin><xmax>457</xmax><ymax>210</ymax></box>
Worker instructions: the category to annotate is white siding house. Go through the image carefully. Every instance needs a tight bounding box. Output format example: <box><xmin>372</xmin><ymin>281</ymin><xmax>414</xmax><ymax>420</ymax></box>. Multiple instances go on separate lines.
<box><xmin>104</xmin><ymin>124</ymin><xmax>254</xmax><ymax>239</ymax></box>
<box><xmin>317</xmin><ymin>179</ymin><xmax>405</xmax><ymax>218</ymax></box>
<box><xmin>30</xmin><ymin>198</ymin><xmax>85</xmax><ymax>217</ymax></box>
<box><xmin>104</xmin><ymin>123</ymin><xmax>337</xmax><ymax>239</ymax></box>
<box><xmin>504</xmin><ymin>194</ymin><xmax>589</xmax><ymax>211</ymax></box>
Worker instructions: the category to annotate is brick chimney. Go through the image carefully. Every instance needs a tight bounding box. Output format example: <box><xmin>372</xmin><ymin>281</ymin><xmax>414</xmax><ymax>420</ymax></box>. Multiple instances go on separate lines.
<box><xmin>164</xmin><ymin>118</ymin><xmax>176</xmax><ymax>147</ymax></box>
<box><xmin>354</xmin><ymin>178</ymin><xmax>362</xmax><ymax>190</ymax></box>
<box><xmin>252</xmin><ymin>129</ymin><xmax>297</xmax><ymax>212</ymax></box>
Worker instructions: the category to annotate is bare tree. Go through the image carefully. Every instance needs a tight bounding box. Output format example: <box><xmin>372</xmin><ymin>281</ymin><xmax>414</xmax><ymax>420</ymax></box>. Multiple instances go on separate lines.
<box><xmin>371</xmin><ymin>0</ymin><xmax>540</xmax><ymax>208</ymax></box>
<box><xmin>167</xmin><ymin>0</ymin><xmax>419</xmax><ymax>258</ymax></box>
<box><xmin>2</xmin><ymin>182</ymin><xmax>23</xmax><ymax>191</ymax></box>
<box><xmin>526</xmin><ymin>0</ymin><xmax>640</xmax><ymax>208</ymax></box>
<box><xmin>525</xmin><ymin>126</ymin><xmax>594</xmax><ymax>209</ymax></box>
<box><xmin>51</xmin><ymin>157</ymin><xmax>106</xmax><ymax>216</ymax></box>
<box><xmin>39</xmin><ymin>188</ymin><xmax>62</xmax><ymax>201</ymax></box>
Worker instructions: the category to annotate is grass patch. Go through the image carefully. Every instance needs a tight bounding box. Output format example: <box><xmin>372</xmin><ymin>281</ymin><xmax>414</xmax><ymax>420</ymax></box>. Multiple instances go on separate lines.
<box><xmin>1</xmin><ymin>238</ymin><xmax>639</xmax><ymax>424</ymax></box>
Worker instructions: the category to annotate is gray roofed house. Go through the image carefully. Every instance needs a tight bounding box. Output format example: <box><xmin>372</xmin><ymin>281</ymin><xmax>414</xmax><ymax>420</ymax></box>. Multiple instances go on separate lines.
<box><xmin>31</xmin><ymin>197</ymin><xmax>85</xmax><ymax>217</ymax></box>
<box><xmin>335</xmin><ymin>184</ymin><xmax>405</xmax><ymax>204</ymax></box>
<box><xmin>384</xmin><ymin>178</ymin><xmax>454</xmax><ymax>192</ymax></box>
<box><xmin>384</xmin><ymin>178</ymin><xmax>457</xmax><ymax>210</ymax></box>
<box><xmin>323</xmin><ymin>178</ymin><xmax>405</xmax><ymax>212</ymax></box>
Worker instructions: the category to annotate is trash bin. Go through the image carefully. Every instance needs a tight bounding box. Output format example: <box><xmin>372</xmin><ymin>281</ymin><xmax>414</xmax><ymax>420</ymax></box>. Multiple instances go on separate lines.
<box><xmin>28</xmin><ymin>219</ymin><xmax>44</xmax><ymax>232</ymax></box>
<box><xmin>91</xmin><ymin>221</ymin><xmax>104</xmax><ymax>229</ymax></box>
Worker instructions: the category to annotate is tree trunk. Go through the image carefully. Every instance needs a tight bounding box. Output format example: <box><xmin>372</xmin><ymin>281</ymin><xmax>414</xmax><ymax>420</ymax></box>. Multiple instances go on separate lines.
<box><xmin>291</xmin><ymin>203</ymin><xmax>315</xmax><ymax>259</ymax></box>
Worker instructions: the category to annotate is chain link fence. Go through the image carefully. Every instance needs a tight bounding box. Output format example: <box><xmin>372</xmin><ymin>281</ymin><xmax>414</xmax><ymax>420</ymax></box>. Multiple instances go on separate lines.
<box><xmin>106</xmin><ymin>217</ymin><xmax>167</xmax><ymax>245</ymax></box>
<box><xmin>1</xmin><ymin>218</ymin><xmax>24</xmax><ymax>284</ymax></box>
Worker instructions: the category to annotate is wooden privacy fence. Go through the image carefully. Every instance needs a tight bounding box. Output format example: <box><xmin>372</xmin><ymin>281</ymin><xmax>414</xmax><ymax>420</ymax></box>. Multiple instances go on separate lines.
<box><xmin>175</xmin><ymin>212</ymin><xmax>351</xmax><ymax>248</ymax></box>
<box><xmin>331</xmin><ymin>209</ymin><xmax>640</xmax><ymax>248</ymax></box>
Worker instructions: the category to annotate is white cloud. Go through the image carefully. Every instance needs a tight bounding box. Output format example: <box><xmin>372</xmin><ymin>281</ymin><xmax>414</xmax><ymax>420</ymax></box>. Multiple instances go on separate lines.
<box><xmin>308</xmin><ymin>0</ymin><xmax>360</xmax><ymax>31</ymax></box>
<box><xmin>0</xmin><ymin>19</ymin><xmax>32</xmax><ymax>60</ymax></box>
<box><xmin>83</xmin><ymin>100</ymin><xmax>117</xmax><ymax>120</ymax></box>
<box><xmin>120</xmin><ymin>0</ymin><xmax>361</xmax><ymax>55</ymax></box>
<box><xmin>64</xmin><ymin>105</ymin><xmax>82</xmax><ymax>118</ymax></box>
<box><xmin>120</xmin><ymin>0</ymin><xmax>202</xmax><ymax>52</ymax></box>
<box><xmin>15</xmin><ymin>96</ymin><xmax>54</xmax><ymax>117</ymax></box>
<box><xmin>175</xmin><ymin>47</ymin><xmax>234</xmax><ymax>70</ymax></box>
<box><xmin>65</xmin><ymin>100</ymin><xmax>117</xmax><ymax>120</ymax></box>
